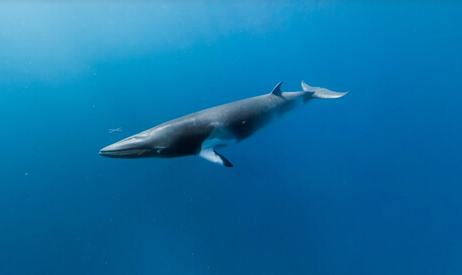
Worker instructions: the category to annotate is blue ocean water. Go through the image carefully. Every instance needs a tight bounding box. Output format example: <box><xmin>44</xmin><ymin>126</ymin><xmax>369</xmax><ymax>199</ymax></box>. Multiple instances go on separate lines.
<box><xmin>1</xmin><ymin>2</ymin><xmax>461</xmax><ymax>274</ymax></box>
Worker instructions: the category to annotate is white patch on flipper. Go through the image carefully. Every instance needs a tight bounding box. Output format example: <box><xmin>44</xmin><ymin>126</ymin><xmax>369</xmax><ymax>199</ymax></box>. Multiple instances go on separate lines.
<box><xmin>199</xmin><ymin>149</ymin><xmax>233</xmax><ymax>167</ymax></box>
<box><xmin>199</xmin><ymin>149</ymin><xmax>223</xmax><ymax>165</ymax></box>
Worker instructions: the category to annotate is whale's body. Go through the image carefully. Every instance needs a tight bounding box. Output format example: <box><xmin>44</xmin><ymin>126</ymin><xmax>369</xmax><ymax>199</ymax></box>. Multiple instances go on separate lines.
<box><xmin>99</xmin><ymin>81</ymin><xmax>347</xmax><ymax>167</ymax></box>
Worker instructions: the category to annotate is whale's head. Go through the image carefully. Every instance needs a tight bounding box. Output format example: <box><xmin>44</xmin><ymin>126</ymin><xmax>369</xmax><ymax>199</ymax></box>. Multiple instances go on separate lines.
<box><xmin>99</xmin><ymin>125</ymin><xmax>174</xmax><ymax>159</ymax></box>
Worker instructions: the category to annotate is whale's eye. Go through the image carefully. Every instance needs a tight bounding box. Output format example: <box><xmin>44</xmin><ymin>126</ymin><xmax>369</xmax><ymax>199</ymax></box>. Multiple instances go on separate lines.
<box><xmin>156</xmin><ymin>148</ymin><xmax>166</xmax><ymax>154</ymax></box>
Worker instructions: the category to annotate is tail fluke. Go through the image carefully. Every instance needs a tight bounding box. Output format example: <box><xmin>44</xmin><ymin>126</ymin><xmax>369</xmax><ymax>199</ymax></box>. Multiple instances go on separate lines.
<box><xmin>301</xmin><ymin>80</ymin><xmax>348</xmax><ymax>99</ymax></box>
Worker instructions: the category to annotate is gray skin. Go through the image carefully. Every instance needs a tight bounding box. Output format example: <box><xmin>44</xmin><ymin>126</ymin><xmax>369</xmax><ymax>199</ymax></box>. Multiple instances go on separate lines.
<box><xmin>99</xmin><ymin>81</ymin><xmax>347</xmax><ymax>167</ymax></box>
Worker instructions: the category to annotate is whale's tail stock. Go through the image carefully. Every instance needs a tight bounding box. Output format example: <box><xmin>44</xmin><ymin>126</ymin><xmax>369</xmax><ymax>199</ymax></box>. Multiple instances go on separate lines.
<box><xmin>301</xmin><ymin>80</ymin><xmax>348</xmax><ymax>99</ymax></box>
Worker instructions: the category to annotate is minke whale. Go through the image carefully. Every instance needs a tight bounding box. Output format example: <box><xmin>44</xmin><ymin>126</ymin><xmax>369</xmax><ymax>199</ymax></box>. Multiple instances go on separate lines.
<box><xmin>99</xmin><ymin>81</ymin><xmax>347</xmax><ymax>167</ymax></box>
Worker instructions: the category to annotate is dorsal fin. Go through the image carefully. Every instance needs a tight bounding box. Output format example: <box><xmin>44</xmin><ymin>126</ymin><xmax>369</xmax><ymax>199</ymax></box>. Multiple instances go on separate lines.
<box><xmin>270</xmin><ymin>81</ymin><xmax>283</xmax><ymax>96</ymax></box>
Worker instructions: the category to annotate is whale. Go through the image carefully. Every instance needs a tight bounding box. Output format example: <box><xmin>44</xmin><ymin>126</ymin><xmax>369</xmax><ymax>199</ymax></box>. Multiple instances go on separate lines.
<box><xmin>99</xmin><ymin>81</ymin><xmax>347</xmax><ymax>167</ymax></box>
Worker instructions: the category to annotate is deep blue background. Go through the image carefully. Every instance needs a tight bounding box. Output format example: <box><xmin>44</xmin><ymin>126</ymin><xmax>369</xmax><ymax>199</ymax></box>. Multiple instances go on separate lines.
<box><xmin>1</xmin><ymin>2</ymin><xmax>461</xmax><ymax>274</ymax></box>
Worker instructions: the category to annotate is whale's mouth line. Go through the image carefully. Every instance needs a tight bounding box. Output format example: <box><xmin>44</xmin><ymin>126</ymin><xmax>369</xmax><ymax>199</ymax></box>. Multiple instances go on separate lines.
<box><xmin>99</xmin><ymin>147</ymin><xmax>155</xmax><ymax>158</ymax></box>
